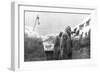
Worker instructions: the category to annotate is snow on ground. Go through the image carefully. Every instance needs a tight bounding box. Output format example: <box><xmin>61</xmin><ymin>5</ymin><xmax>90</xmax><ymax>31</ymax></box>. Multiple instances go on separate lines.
<box><xmin>41</xmin><ymin>34</ymin><xmax>57</xmax><ymax>51</ymax></box>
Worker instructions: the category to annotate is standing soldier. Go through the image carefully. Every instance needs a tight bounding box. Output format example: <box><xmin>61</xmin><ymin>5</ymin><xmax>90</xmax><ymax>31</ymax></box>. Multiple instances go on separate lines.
<box><xmin>61</xmin><ymin>26</ymin><xmax>72</xmax><ymax>59</ymax></box>
<box><xmin>54</xmin><ymin>32</ymin><xmax>63</xmax><ymax>60</ymax></box>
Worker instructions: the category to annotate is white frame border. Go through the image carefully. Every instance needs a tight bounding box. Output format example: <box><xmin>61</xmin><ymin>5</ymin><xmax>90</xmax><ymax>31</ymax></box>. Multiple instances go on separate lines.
<box><xmin>11</xmin><ymin>2</ymin><xmax>97</xmax><ymax>71</ymax></box>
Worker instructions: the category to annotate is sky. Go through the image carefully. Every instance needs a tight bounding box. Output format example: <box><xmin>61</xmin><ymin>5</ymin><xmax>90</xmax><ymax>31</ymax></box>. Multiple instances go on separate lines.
<box><xmin>25</xmin><ymin>11</ymin><xmax>90</xmax><ymax>36</ymax></box>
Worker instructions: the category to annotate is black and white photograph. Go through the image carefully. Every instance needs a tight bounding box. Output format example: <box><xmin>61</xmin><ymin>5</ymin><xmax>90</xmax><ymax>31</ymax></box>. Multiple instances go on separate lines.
<box><xmin>10</xmin><ymin>1</ymin><xmax>98</xmax><ymax>71</ymax></box>
<box><xmin>24</xmin><ymin>11</ymin><xmax>91</xmax><ymax>61</ymax></box>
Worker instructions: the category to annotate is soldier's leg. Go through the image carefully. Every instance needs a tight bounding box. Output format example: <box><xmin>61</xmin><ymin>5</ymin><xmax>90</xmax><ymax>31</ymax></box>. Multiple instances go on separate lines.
<box><xmin>60</xmin><ymin>48</ymin><xmax>63</xmax><ymax>59</ymax></box>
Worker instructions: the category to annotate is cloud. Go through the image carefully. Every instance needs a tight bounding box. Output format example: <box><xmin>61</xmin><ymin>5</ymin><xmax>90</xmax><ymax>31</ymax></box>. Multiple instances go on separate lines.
<box><xmin>25</xmin><ymin>25</ymin><xmax>41</xmax><ymax>38</ymax></box>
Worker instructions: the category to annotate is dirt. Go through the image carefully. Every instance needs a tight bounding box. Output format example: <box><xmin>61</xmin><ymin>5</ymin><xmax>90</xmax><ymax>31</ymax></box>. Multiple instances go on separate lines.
<box><xmin>72</xmin><ymin>47</ymin><xmax>90</xmax><ymax>59</ymax></box>
<box><xmin>45</xmin><ymin>47</ymin><xmax>90</xmax><ymax>60</ymax></box>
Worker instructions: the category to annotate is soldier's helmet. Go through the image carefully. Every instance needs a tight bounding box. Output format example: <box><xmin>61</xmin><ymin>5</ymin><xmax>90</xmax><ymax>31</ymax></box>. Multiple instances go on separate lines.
<box><xmin>65</xmin><ymin>26</ymin><xmax>71</xmax><ymax>37</ymax></box>
<box><xmin>65</xmin><ymin>26</ymin><xmax>71</xmax><ymax>32</ymax></box>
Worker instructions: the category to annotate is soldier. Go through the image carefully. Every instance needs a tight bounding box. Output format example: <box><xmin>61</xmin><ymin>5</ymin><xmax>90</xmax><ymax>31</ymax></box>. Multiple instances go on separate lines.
<box><xmin>54</xmin><ymin>32</ymin><xmax>63</xmax><ymax>60</ymax></box>
<box><xmin>60</xmin><ymin>26</ymin><xmax>72</xmax><ymax>59</ymax></box>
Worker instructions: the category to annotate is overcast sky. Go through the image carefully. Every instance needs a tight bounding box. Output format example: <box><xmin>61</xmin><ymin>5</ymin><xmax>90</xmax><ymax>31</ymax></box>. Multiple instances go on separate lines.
<box><xmin>25</xmin><ymin>11</ymin><xmax>90</xmax><ymax>36</ymax></box>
